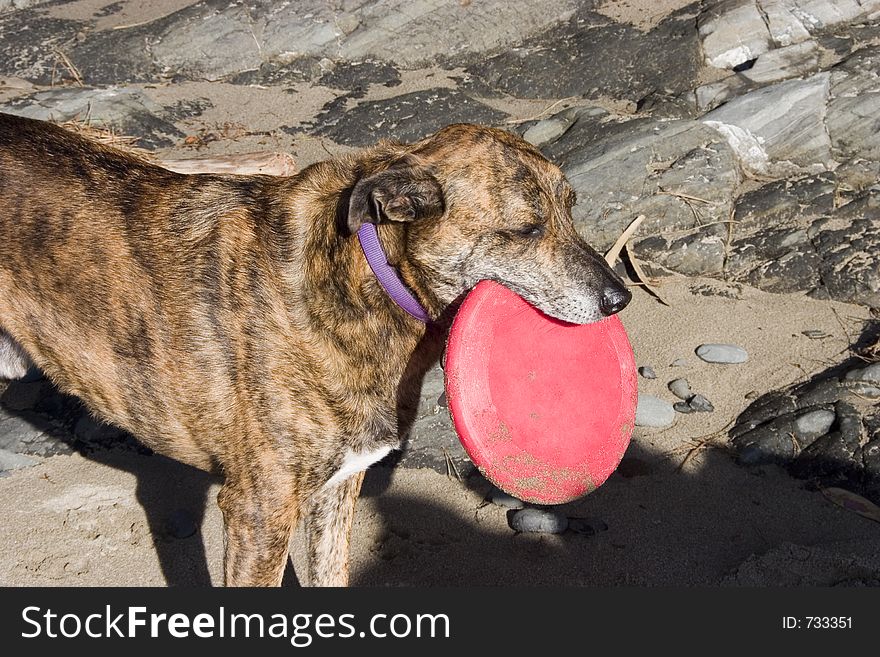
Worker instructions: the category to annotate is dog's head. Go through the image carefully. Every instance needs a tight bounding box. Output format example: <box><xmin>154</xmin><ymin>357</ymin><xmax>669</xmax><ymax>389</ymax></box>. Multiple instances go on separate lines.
<box><xmin>347</xmin><ymin>124</ymin><xmax>630</xmax><ymax>324</ymax></box>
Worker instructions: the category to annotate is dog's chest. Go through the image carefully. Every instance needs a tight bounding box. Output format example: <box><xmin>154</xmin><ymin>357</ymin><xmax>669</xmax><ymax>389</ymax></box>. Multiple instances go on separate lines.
<box><xmin>323</xmin><ymin>445</ymin><xmax>392</xmax><ymax>489</ymax></box>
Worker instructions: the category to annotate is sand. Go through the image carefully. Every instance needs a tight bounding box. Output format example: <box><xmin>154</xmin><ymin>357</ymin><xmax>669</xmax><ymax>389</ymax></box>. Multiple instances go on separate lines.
<box><xmin>1</xmin><ymin>0</ymin><xmax>879</xmax><ymax>587</ymax></box>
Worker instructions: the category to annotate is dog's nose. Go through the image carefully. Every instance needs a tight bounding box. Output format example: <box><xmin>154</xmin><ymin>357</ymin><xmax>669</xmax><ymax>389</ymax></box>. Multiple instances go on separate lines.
<box><xmin>599</xmin><ymin>285</ymin><xmax>631</xmax><ymax>316</ymax></box>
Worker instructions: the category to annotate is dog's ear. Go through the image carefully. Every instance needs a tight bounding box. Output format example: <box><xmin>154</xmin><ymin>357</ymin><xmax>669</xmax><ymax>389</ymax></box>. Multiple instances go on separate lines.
<box><xmin>347</xmin><ymin>160</ymin><xmax>444</xmax><ymax>234</ymax></box>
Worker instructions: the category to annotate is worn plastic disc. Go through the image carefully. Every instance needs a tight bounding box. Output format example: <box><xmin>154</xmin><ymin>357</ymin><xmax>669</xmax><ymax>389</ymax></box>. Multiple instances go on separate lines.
<box><xmin>445</xmin><ymin>280</ymin><xmax>637</xmax><ymax>504</ymax></box>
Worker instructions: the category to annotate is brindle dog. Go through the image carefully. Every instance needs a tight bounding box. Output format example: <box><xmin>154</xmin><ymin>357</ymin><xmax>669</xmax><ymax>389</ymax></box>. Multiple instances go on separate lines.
<box><xmin>0</xmin><ymin>113</ymin><xmax>630</xmax><ymax>586</ymax></box>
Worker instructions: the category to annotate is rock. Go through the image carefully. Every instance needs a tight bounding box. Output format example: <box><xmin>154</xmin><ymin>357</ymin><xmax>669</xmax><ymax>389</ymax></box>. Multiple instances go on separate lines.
<box><xmin>522</xmin><ymin>109</ymin><xmax>577</xmax><ymax>147</ymax></box>
<box><xmin>673</xmin><ymin>401</ymin><xmax>694</xmax><ymax>414</ymax></box>
<box><xmin>827</xmin><ymin>47</ymin><xmax>880</xmax><ymax>162</ymax></box>
<box><xmin>310</xmin><ymin>88</ymin><xmax>508</xmax><ymax>147</ymax></box>
<box><xmin>698</xmin><ymin>0</ymin><xmax>774</xmax><ymax>69</ymax></box>
<box><xmin>0</xmin><ymin>10</ymin><xmax>84</xmax><ymax>83</ymax></box>
<box><xmin>121</xmin><ymin>0</ymin><xmax>581</xmax><ymax>82</ymax></box>
<box><xmin>809</xmin><ymin>192</ymin><xmax>880</xmax><ymax>307</ymax></box>
<box><xmin>793</xmin><ymin>409</ymin><xmax>837</xmax><ymax>441</ymax></box>
<box><xmin>702</xmin><ymin>74</ymin><xmax>833</xmax><ymax>176</ymax></box>
<box><xmin>2</xmin><ymin>87</ymin><xmax>183</xmax><ymax>149</ymax></box>
<box><xmin>733</xmin><ymin>405</ymin><xmax>836</xmax><ymax>465</ymax></box>
<box><xmin>844</xmin><ymin>363</ymin><xmax>880</xmax><ymax>385</ymax></box>
<box><xmin>561</xmin><ymin>119</ymin><xmax>740</xmax><ymax>253</ymax></box>
<box><xmin>0</xmin><ymin>447</ymin><xmax>37</xmax><ymax>475</ymax></box>
<box><xmin>863</xmin><ymin>437</ymin><xmax>880</xmax><ymax>480</ymax></box>
<box><xmin>488</xmin><ymin>487</ymin><xmax>525</xmax><ymax>510</ymax></box>
<box><xmin>465</xmin><ymin>5</ymin><xmax>700</xmax><ymax>106</ymax></box>
<box><xmin>638</xmin><ymin>365</ymin><xmax>657</xmax><ymax>380</ymax></box>
<box><xmin>508</xmin><ymin>508</ymin><xmax>568</xmax><ymax>534</ymax></box>
<box><xmin>635</xmin><ymin>394</ymin><xmax>676</xmax><ymax>428</ymax></box>
<box><xmin>696</xmin><ymin>344</ymin><xmax>749</xmax><ymax>364</ymax></box>
<box><xmin>394</xmin><ymin>364</ymin><xmax>474</xmax><ymax>478</ymax></box>
<box><xmin>688</xmin><ymin>394</ymin><xmax>715</xmax><ymax>413</ymax></box>
<box><xmin>165</xmin><ymin>509</ymin><xmax>198</xmax><ymax>539</ymax></box>
<box><xmin>0</xmin><ymin>1</ymin><xmax>51</xmax><ymax>11</ymax></box>
<box><xmin>697</xmin><ymin>0</ymin><xmax>876</xmax><ymax>71</ymax></box>
<box><xmin>668</xmin><ymin>378</ymin><xmax>692</xmax><ymax>401</ymax></box>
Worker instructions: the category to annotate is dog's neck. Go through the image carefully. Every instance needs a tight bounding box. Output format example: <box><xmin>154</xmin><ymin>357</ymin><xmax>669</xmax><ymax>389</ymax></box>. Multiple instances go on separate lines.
<box><xmin>357</xmin><ymin>224</ymin><xmax>430</xmax><ymax>323</ymax></box>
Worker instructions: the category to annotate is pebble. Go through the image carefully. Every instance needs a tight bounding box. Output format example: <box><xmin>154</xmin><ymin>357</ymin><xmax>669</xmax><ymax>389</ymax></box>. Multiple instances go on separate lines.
<box><xmin>638</xmin><ymin>365</ymin><xmax>657</xmax><ymax>379</ymax></box>
<box><xmin>688</xmin><ymin>394</ymin><xmax>715</xmax><ymax>413</ymax></box>
<box><xmin>673</xmin><ymin>401</ymin><xmax>694</xmax><ymax>414</ymax></box>
<box><xmin>696</xmin><ymin>343</ymin><xmax>749</xmax><ymax>364</ymax></box>
<box><xmin>488</xmin><ymin>487</ymin><xmax>525</xmax><ymax>510</ymax></box>
<box><xmin>166</xmin><ymin>509</ymin><xmax>199</xmax><ymax>539</ymax></box>
<box><xmin>668</xmin><ymin>378</ymin><xmax>693</xmax><ymax>400</ymax></box>
<box><xmin>793</xmin><ymin>409</ymin><xmax>836</xmax><ymax>441</ymax></box>
<box><xmin>634</xmin><ymin>394</ymin><xmax>676</xmax><ymax>428</ymax></box>
<box><xmin>508</xmin><ymin>508</ymin><xmax>568</xmax><ymax>534</ymax></box>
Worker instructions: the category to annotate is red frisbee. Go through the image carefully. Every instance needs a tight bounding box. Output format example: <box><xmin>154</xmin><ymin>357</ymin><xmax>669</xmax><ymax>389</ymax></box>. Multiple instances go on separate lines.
<box><xmin>445</xmin><ymin>280</ymin><xmax>637</xmax><ymax>504</ymax></box>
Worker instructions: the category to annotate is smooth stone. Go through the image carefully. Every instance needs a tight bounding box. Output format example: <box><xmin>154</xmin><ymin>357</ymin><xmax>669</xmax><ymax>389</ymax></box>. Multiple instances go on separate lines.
<box><xmin>673</xmin><ymin>401</ymin><xmax>694</xmax><ymax>414</ymax></box>
<box><xmin>844</xmin><ymin>363</ymin><xmax>880</xmax><ymax>385</ymax></box>
<box><xmin>508</xmin><ymin>508</ymin><xmax>568</xmax><ymax>534</ymax></box>
<box><xmin>635</xmin><ymin>394</ymin><xmax>676</xmax><ymax>428</ymax></box>
<box><xmin>638</xmin><ymin>365</ymin><xmax>657</xmax><ymax>380</ymax></box>
<box><xmin>848</xmin><ymin>383</ymin><xmax>880</xmax><ymax>399</ymax></box>
<box><xmin>688</xmin><ymin>394</ymin><xmax>715</xmax><ymax>413</ymax></box>
<box><xmin>668</xmin><ymin>378</ymin><xmax>693</xmax><ymax>400</ymax></box>
<box><xmin>793</xmin><ymin>409</ymin><xmax>836</xmax><ymax>441</ymax></box>
<box><xmin>522</xmin><ymin>112</ymin><xmax>576</xmax><ymax>147</ymax></box>
<box><xmin>696</xmin><ymin>343</ymin><xmax>749</xmax><ymax>364</ymax></box>
<box><xmin>488</xmin><ymin>488</ymin><xmax>525</xmax><ymax>510</ymax></box>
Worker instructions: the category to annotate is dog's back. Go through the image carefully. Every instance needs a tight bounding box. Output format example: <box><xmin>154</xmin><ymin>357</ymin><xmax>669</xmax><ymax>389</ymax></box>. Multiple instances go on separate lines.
<box><xmin>0</xmin><ymin>113</ymin><xmax>302</xmax><ymax>468</ymax></box>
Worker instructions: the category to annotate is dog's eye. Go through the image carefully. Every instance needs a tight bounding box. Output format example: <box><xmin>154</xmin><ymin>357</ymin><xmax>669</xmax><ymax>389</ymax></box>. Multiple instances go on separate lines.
<box><xmin>516</xmin><ymin>224</ymin><xmax>545</xmax><ymax>238</ymax></box>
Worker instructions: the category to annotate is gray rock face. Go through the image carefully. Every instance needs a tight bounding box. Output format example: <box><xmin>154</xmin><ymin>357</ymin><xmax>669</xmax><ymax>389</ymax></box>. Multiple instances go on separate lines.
<box><xmin>2</xmin><ymin>87</ymin><xmax>183</xmax><ymax>149</ymax></box>
<box><xmin>466</xmin><ymin>6</ymin><xmax>701</xmax><ymax>106</ymax></box>
<box><xmin>0</xmin><ymin>447</ymin><xmax>37</xmax><ymax>475</ymax></box>
<box><xmin>698</xmin><ymin>0</ymin><xmax>879</xmax><ymax>70</ymax></box>
<box><xmin>635</xmin><ymin>394</ymin><xmax>676</xmax><ymax>428</ymax></box>
<box><xmin>702</xmin><ymin>74</ymin><xmax>833</xmax><ymax>175</ymax></box>
<box><xmin>393</xmin><ymin>364</ymin><xmax>473</xmax><ymax>478</ymax></box>
<box><xmin>508</xmin><ymin>507</ymin><xmax>568</xmax><ymax>534</ymax></box>
<box><xmin>827</xmin><ymin>47</ymin><xmax>880</xmax><ymax>163</ymax></box>
<box><xmin>696</xmin><ymin>344</ymin><xmax>749</xmax><ymax>364</ymax></box>
<box><xmin>561</xmin><ymin>119</ymin><xmax>740</xmax><ymax>253</ymax></box>
<box><xmin>310</xmin><ymin>88</ymin><xmax>508</xmax><ymax>147</ymax></box>
<box><xmin>0</xmin><ymin>0</ymin><xmax>49</xmax><ymax>10</ymax></box>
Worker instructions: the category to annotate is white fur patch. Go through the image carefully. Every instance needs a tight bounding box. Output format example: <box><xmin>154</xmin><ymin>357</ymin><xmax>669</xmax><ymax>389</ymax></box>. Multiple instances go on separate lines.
<box><xmin>323</xmin><ymin>445</ymin><xmax>392</xmax><ymax>489</ymax></box>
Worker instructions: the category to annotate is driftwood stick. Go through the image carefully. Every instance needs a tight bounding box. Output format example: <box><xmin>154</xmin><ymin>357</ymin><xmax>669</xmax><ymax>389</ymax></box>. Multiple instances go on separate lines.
<box><xmin>157</xmin><ymin>152</ymin><xmax>297</xmax><ymax>177</ymax></box>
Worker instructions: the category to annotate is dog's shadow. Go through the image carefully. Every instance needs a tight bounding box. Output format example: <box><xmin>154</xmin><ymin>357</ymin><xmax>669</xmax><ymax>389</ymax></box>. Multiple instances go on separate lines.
<box><xmin>1</xmin><ymin>373</ymin><xmax>221</xmax><ymax>586</ymax></box>
<box><xmin>0</xmin><ymin>319</ymin><xmax>448</xmax><ymax>587</ymax></box>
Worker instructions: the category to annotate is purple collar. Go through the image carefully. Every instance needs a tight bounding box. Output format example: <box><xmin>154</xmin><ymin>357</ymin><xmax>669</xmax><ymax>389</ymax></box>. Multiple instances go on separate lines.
<box><xmin>357</xmin><ymin>224</ymin><xmax>430</xmax><ymax>323</ymax></box>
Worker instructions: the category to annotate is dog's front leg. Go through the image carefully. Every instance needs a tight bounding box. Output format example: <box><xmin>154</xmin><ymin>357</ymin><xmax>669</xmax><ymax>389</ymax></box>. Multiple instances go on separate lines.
<box><xmin>305</xmin><ymin>471</ymin><xmax>365</xmax><ymax>587</ymax></box>
<box><xmin>217</xmin><ymin>477</ymin><xmax>300</xmax><ymax>587</ymax></box>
